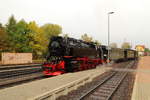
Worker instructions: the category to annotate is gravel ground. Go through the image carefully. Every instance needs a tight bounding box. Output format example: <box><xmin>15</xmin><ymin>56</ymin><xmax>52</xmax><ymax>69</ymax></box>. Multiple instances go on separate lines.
<box><xmin>110</xmin><ymin>60</ymin><xmax>138</xmax><ymax>100</ymax></box>
<box><xmin>110</xmin><ymin>73</ymin><xmax>135</xmax><ymax>100</ymax></box>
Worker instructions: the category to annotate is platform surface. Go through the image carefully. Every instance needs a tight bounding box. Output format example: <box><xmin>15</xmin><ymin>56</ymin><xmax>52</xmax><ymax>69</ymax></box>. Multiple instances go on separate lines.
<box><xmin>132</xmin><ymin>56</ymin><xmax>150</xmax><ymax>100</ymax></box>
<box><xmin>0</xmin><ymin>66</ymin><xmax>109</xmax><ymax>100</ymax></box>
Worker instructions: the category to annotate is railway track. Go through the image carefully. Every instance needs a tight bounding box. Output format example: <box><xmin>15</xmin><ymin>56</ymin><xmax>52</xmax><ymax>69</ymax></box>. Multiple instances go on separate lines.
<box><xmin>57</xmin><ymin>60</ymin><xmax>136</xmax><ymax>100</ymax></box>
<box><xmin>80</xmin><ymin>72</ymin><xmax>127</xmax><ymax>100</ymax></box>
<box><xmin>0</xmin><ymin>64</ymin><xmax>44</xmax><ymax>88</ymax></box>
<box><xmin>80</xmin><ymin>61</ymin><xmax>134</xmax><ymax>100</ymax></box>
<box><xmin>0</xmin><ymin>66</ymin><xmax>42</xmax><ymax>78</ymax></box>
<box><xmin>0</xmin><ymin>64</ymin><xmax>42</xmax><ymax>70</ymax></box>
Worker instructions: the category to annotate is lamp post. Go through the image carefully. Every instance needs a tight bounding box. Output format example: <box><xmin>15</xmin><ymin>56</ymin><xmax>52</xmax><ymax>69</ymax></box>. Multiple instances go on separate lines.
<box><xmin>107</xmin><ymin>12</ymin><xmax>114</xmax><ymax>63</ymax></box>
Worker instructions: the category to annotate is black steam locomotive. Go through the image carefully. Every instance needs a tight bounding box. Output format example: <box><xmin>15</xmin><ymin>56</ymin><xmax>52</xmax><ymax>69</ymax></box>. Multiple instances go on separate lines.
<box><xmin>42</xmin><ymin>36</ymin><xmax>138</xmax><ymax>76</ymax></box>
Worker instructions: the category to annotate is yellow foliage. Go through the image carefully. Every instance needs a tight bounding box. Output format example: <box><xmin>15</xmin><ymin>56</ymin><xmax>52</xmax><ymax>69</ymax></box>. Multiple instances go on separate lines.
<box><xmin>81</xmin><ymin>33</ymin><xmax>93</xmax><ymax>42</ymax></box>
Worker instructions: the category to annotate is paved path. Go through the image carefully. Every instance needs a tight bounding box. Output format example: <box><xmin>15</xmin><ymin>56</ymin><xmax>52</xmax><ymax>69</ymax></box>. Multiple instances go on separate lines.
<box><xmin>0</xmin><ymin>66</ymin><xmax>109</xmax><ymax>100</ymax></box>
<box><xmin>132</xmin><ymin>56</ymin><xmax>150</xmax><ymax>100</ymax></box>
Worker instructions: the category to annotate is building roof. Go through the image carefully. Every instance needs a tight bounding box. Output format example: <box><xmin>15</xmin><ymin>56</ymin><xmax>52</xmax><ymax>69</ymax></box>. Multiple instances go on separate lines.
<box><xmin>135</xmin><ymin>45</ymin><xmax>145</xmax><ymax>49</ymax></box>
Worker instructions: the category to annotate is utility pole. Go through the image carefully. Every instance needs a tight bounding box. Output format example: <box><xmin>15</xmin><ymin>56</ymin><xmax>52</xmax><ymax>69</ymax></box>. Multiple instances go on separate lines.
<box><xmin>107</xmin><ymin>12</ymin><xmax>114</xmax><ymax>63</ymax></box>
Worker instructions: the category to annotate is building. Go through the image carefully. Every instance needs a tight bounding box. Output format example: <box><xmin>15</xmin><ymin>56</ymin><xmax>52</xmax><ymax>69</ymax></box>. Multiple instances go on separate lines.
<box><xmin>135</xmin><ymin>45</ymin><xmax>145</xmax><ymax>56</ymax></box>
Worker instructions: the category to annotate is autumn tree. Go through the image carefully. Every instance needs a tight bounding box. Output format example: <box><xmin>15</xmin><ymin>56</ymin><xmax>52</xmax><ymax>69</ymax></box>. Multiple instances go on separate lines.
<box><xmin>110</xmin><ymin>43</ymin><xmax>117</xmax><ymax>48</ymax></box>
<box><xmin>1</xmin><ymin>15</ymin><xmax>62</xmax><ymax>59</ymax></box>
<box><xmin>0</xmin><ymin>23</ymin><xmax>9</xmax><ymax>51</ymax></box>
<box><xmin>41</xmin><ymin>23</ymin><xmax>62</xmax><ymax>39</ymax></box>
<box><xmin>27</xmin><ymin>21</ymin><xmax>47</xmax><ymax>58</ymax></box>
<box><xmin>94</xmin><ymin>40</ymin><xmax>101</xmax><ymax>45</ymax></box>
<box><xmin>81</xmin><ymin>33</ymin><xmax>93</xmax><ymax>42</ymax></box>
<box><xmin>121</xmin><ymin>42</ymin><xmax>132</xmax><ymax>49</ymax></box>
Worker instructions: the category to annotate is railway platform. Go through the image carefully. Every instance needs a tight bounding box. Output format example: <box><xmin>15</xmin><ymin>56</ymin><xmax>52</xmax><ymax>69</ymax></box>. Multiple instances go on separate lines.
<box><xmin>132</xmin><ymin>56</ymin><xmax>150</xmax><ymax>100</ymax></box>
<box><xmin>0</xmin><ymin>65</ymin><xmax>110</xmax><ymax>100</ymax></box>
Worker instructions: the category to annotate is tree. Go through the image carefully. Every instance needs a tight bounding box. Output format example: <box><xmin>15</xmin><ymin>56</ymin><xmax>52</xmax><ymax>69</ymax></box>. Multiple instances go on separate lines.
<box><xmin>94</xmin><ymin>40</ymin><xmax>101</xmax><ymax>45</ymax></box>
<box><xmin>0</xmin><ymin>23</ymin><xmax>9</xmax><ymax>51</ymax></box>
<box><xmin>6</xmin><ymin>17</ymin><xmax>31</xmax><ymax>52</ymax></box>
<box><xmin>121</xmin><ymin>42</ymin><xmax>132</xmax><ymax>49</ymax></box>
<box><xmin>110</xmin><ymin>43</ymin><xmax>117</xmax><ymax>48</ymax></box>
<box><xmin>14</xmin><ymin>19</ymin><xmax>32</xmax><ymax>52</ymax></box>
<box><xmin>3</xmin><ymin>15</ymin><xmax>63</xmax><ymax>59</ymax></box>
<box><xmin>5</xmin><ymin>15</ymin><xmax>17</xmax><ymax>51</ymax></box>
<box><xmin>6</xmin><ymin>15</ymin><xmax>17</xmax><ymax>29</ymax></box>
<box><xmin>41</xmin><ymin>23</ymin><xmax>62</xmax><ymax>39</ymax></box>
<box><xmin>145</xmin><ymin>48</ymin><xmax>150</xmax><ymax>52</ymax></box>
<box><xmin>27</xmin><ymin>21</ymin><xmax>47</xmax><ymax>58</ymax></box>
<box><xmin>0</xmin><ymin>23</ymin><xmax>2</xmax><ymax>28</ymax></box>
<box><xmin>81</xmin><ymin>33</ymin><xmax>93</xmax><ymax>42</ymax></box>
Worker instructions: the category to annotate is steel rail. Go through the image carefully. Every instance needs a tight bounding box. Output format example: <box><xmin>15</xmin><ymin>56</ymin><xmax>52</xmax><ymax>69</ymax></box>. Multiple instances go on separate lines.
<box><xmin>79</xmin><ymin>61</ymin><xmax>134</xmax><ymax>100</ymax></box>
<box><xmin>0</xmin><ymin>72</ymin><xmax>44</xmax><ymax>87</ymax></box>
<box><xmin>79</xmin><ymin>72</ymin><xmax>116</xmax><ymax>100</ymax></box>
<box><xmin>0</xmin><ymin>64</ymin><xmax>42</xmax><ymax>70</ymax></box>
<box><xmin>0</xmin><ymin>64</ymin><xmax>44</xmax><ymax>87</ymax></box>
<box><xmin>0</xmin><ymin>64</ymin><xmax>42</xmax><ymax>78</ymax></box>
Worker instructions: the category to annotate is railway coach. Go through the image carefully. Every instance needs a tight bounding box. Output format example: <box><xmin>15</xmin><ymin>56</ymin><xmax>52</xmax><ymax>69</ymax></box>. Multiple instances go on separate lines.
<box><xmin>100</xmin><ymin>47</ymin><xmax>138</xmax><ymax>62</ymax></box>
<box><xmin>109</xmin><ymin>48</ymin><xmax>125</xmax><ymax>62</ymax></box>
<box><xmin>125</xmin><ymin>49</ymin><xmax>138</xmax><ymax>60</ymax></box>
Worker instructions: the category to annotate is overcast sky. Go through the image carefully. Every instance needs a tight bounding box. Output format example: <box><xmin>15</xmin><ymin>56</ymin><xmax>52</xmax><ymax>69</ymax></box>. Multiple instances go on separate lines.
<box><xmin>0</xmin><ymin>0</ymin><xmax>150</xmax><ymax>48</ymax></box>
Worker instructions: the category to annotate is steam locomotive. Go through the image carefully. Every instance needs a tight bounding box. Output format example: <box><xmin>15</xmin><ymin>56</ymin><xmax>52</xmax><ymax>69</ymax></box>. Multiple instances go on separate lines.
<box><xmin>42</xmin><ymin>36</ymin><xmax>138</xmax><ymax>76</ymax></box>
